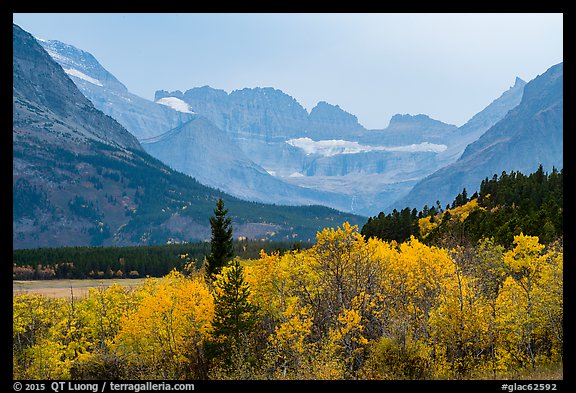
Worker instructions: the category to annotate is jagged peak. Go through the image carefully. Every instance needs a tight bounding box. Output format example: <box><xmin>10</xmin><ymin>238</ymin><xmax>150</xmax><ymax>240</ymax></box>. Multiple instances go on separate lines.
<box><xmin>311</xmin><ymin>101</ymin><xmax>344</xmax><ymax>112</ymax></box>
<box><xmin>182</xmin><ymin>85</ymin><xmax>229</xmax><ymax>98</ymax></box>
<box><xmin>390</xmin><ymin>113</ymin><xmax>430</xmax><ymax>122</ymax></box>
<box><xmin>230</xmin><ymin>86</ymin><xmax>295</xmax><ymax>99</ymax></box>
<box><xmin>514</xmin><ymin>76</ymin><xmax>527</xmax><ymax>88</ymax></box>
<box><xmin>314</xmin><ymin>100</ymin><xmax>339</xmax><ymax>108</ymax></box>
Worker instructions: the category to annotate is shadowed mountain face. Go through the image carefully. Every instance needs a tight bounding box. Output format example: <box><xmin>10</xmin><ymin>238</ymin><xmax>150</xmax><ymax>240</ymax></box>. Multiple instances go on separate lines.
<box><xmin>394</xmin><ymin>63</ymin><xmax>563</xmax><ymax>211</ymax></box>
<box><xmin>13</xmin><ymin>24</ymin><xmax>365</xmax><ymax>249</ymax></box>
<box><xmin>13</xmin><ymin>26</ymin><xmax>142</xmax><ymax>152</ymax></box>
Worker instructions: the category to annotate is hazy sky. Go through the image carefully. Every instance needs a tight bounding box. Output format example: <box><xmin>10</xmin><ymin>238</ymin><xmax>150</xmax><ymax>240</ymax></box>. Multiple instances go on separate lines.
<box><xmin>13</xmin><ymin>13</ymin><xmax>563</xmax><ymax>129</ymax></box>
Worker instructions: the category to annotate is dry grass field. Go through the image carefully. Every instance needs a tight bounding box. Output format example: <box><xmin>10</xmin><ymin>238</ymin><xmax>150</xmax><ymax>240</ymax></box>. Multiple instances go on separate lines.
<box><xmin>13</xmin><ymin>278</ymin><xmax>147</xmax><ymax>299</ymax></box>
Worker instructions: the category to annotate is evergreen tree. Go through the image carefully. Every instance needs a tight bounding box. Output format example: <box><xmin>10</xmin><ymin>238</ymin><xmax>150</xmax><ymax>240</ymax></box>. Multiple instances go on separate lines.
<box><xmin>205</xmin><ymin>198</ymin><xmax>234</xmax><ymax>279</ymax></box>
<box><xmin>212</xmin><ymin>259</ymin><xmax>258</xmax><ymax>342</ymax></box>
<box><xmin>207</xmin><ymin>258</ymin><xmax>259</xmax><ymax>369</ymax></box>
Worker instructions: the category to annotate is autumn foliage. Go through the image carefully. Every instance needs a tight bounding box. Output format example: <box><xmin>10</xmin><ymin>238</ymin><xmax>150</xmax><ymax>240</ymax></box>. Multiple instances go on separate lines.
<box><xmin>13</xmin><ymin>223</ymin><xmax>562</xmax><ymax>379</ymax></box>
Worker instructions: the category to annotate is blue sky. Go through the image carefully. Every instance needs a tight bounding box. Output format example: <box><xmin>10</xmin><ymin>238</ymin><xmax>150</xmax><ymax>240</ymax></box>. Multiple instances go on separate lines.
<box><xmin>13</xmin><ymin>13</ymin><xmax>563</xmax><ymax>129</ymax></box>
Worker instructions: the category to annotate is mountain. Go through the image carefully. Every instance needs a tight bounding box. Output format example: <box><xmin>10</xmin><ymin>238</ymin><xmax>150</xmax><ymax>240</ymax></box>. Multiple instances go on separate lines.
<box><xmin>307</xmin><ymin>101</ymin><xmax>365</xmax><ymax>139</ymax></box>
<box><xmin>438</xmin><ymin>76</ymin><xmax>526</xmax><ymax>163</ymax></box>
<box><xmin>140</xmin><ymin>117</ymin><xmax>354</xmax><ymax>210</ymax></box>
<box><xmin>279</xmin><ymin>114</ymin><xmax>459</xmax><ymax>214</ymax></box>
<box><xmin>176</xmin><ymin>86</ymin><xmax>312</xmax><ymax>142</ymax></box>
<box><xmin>458</xmin><ymin>77</ymin><xmax>527</xmax><ymax>137</ymax></box>
<box><xmin>13</xmin><ymin>24</ymin><xmax>365</xmax><ymax>249</ymax></box>
<box><xmin>37</xmin><ymin>39</ymin><xmax>194</xmax><ymax>139</ymax></box>
<box><xmin>13</xmin><ymin>29</ymin><xmax>141</xmax><ymax>152</ymax></box>
<box><xmin>38</xmin><ymin>39</ymin><xmax>357</xmax><ymax>212</ymax></box>
<box><xmin>358</xmin><ymin>114</ymin><xmax>457</xmax><ymax>146</ymax></box>
<box><xmin>153</xmin><ymin>83</ymin><xmax>528</xmax><ymax>216</ymax></box>
<box><xmin>393</xmin><ymin>63</ymin><xmax>563</xmax><ymax>211</ymax></box>
<box><xmin>40</xmin><ymin>36</ymin><xmax>528</xmax><ymax>217</ymax></box>
<box><xmin>167</xmin><ymin>85</ymin><xmax>473</xmax><ymax>214</ymax></box>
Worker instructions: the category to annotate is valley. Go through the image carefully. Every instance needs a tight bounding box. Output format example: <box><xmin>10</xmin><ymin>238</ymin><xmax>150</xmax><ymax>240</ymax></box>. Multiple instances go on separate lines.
<box><xmin>37</xmin><ymin>38</ymin><xmax>529</xmax><ymax>216</ymax></box>
<box><xmin>11</xmin><ymin>16</ymin><xmax>563</xmax><ymax>383</ymax></box>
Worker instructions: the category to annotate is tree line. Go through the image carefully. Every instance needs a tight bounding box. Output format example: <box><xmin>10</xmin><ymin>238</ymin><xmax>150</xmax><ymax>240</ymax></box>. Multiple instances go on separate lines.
<box><xmin>361</xmin><ymin>165</ymin><xmax>562</xmax><ymax>247</ymax></box>
<box><xmin>13</xmin><ymin>238</ymin><xmax>309</xmax><ymax>280</ymax></box>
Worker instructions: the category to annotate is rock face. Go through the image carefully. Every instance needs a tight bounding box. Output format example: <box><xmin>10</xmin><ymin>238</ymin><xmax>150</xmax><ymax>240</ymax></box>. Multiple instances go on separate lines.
<box><xmin>394</xmin><ymin>63</ymin><xmax>563</xmax><ymax>211</ymax></box>
<box><xmin>459</xmin><ymin>77</ymin><xmax>527</xmax><ymax>137</ymax></box>
<box><xmin>179</xmin><ymin>86</ymin><xmax>311</xmax><ymax>141</ymax></box>
<box><xmin>37</xmin><ymin>40</ymin><xmax>355</xmax><ymax>211</ymax></box>
<box><xmin>357</xmin><ymin>114</ymin><xmax>458</xmax><ymax>149</ymax></box>
<box><xmin>308</xmin><ymin>101</ymin><xmax>365</xmax><ymax>139</ymax></box>
<box><xmin>13</xmin><ymin>26</ymin><xmax>142</xmax><ymax>152</ymax></box>
<box><xmin>140</xmin><ymin>117</ymin><xmax>353</xmax><ymax>210</ymax></box>
<box><xmin>165</xmin><ymin>84</ymin><xmax>470</xmax><ymax>214</ymax></box>
<box><xmin>39</xmin><ymin>38</ymin><xmax>128</xmax><ymax>93</ymax></box>
<box><xmin>13</xmin><ymin>24</ymin><xmax>365</xmax><ymax>249</ymax></box>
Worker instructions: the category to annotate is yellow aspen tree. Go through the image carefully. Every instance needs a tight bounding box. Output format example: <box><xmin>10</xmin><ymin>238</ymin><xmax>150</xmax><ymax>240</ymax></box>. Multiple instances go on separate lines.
<box><xmin>77</xmin><ymin>284</ymin><xmax>135</xmax><ymax>348</ymax></box>
<box><xmin>472</xmin><ymin>237</ymin><xmax>507</xmax><ymax>376</ymax></box>
<box><xmin>13</xmin><ymin>295</ymin><xmax>70</xmax><ymax>379</ymax></box>
<box><xmin>114</xmin><ymin>271</ymin><xmax>214</xmax><ymax>379</ymax></box>
<box><xmin>384</xmin><ymin>237</ymin><xmax>452</xmax><ymax>344</ymax></box>
<box><xmin>428</xmin><ymin>256</ymin><xmax>492</xmax><ymax>377</ymax></box>
<box><xmin>311</xmin><ymin>223</ymin><xmax>384</xmax><ymax>338</ymax></box>
<box><xmin>496</xmin><ymin>233</ymin><xmax>546</xmax><ymax>370</ymax></box>
<box><xmin>532</xmin><ymin>240</ymin><xmax>563</xmax><ymax>364</ymax></box>
<box><xmin>66</xmin><ymin>284</ymin><xmax>137</xmax><ymax>379</ymax></box>
<box><xmin>267</xmin><ymin>296</ymin><xmax>314</xmax><ymax>378</ymax></box>
<box><xmin>328</xmin><ymin>304</ymin><xmax>369</xmax><ymax>377</ymax></box>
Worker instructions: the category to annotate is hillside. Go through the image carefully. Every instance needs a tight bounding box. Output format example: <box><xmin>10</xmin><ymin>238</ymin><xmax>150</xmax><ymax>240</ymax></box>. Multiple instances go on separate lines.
<box><xmin>13</xmin><ymin>23</ymin><xmax>365</xmax><ymax>249</ymax></box>
<box><xmin>362</xmin><ymin>165</ymin><xmax>563</xmax><ymax>247</ymax></box>
<box><xmin>393</xmin><ymin>63</ymin><xmax>563</xmax><ymax>211</ymax></box>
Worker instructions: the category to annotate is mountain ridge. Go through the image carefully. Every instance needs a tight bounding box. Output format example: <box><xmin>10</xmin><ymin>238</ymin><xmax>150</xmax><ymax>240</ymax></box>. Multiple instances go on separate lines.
<box><xmin>392</xmin><ymin>62</ymin><xmax>562</xmax><ymax>211</ymax></box>
<box><xmin>38</xmin><ymin>36</ymin><xmax>536</xmax><ymax>217</ymax></box>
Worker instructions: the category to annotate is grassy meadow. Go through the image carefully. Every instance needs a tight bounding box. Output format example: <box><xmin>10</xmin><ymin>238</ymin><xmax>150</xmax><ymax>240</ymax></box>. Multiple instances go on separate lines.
<box><xmin>13</xmin><ymin>278</ymin><xmax>146</xmax><ymax>299</ymax></box>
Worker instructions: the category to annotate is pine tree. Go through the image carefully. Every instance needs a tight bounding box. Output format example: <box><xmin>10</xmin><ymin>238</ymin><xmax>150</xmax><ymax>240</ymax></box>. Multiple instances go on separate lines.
<box><xmin>212</xmin><ymin>259</ymin><xmax>258</xmax><ymax>342</ymax></box>
<box><xmin>207</xmin><ymin>259</ymin><xmax>259</xmax><ymax>368</ymax></box>
<box><xmin>205</xmin><ymin>198</ymin><xmax>234</xmax><ymax>279</ymax></box>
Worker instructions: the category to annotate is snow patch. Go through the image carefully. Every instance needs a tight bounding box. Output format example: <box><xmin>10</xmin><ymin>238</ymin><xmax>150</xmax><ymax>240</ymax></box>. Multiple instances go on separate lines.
<box><xmin>45</xmin><ymin>49</ymin><xmax>71</xmax><ymax>65</ymax></box>
<box><xmin>286</xmin><ymin>137</ymin><xmax>447</xmax><ymax>157</ymax></box>
<box><xmin>289</xmin><ymin>172</ymin><xmax>305</xmax><ymax>177</ymax></box>
<box><xmin>387</xmin><ymin>142</ymin><xmax>448</xmax><ymax>153</ymax></box>
<box><xmin>63</xmin><ymin>68</ymin><xmax>103</xmax><ymax>87</ymax></box>
<box><xmin>287</xmin><ymin>138</ymin><xmax>367</xmax><ymax>156</ymax></box>
<box><xmin>41</xmin><ymin>43</ymin><xmax>86</xmax><ymax>71</ymax></box>
<box><xmin>155</xmin><ymin>97</ymin><xmax>196</xmax><ymax>114</ymax></box>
